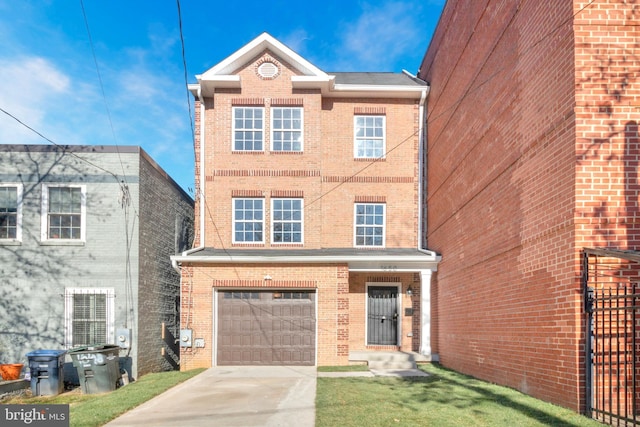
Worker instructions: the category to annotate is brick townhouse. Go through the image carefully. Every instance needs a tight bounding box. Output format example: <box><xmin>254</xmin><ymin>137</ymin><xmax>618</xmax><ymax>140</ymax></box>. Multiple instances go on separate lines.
<box><xmin>419</xmin><ymin>0</ymin><xmax>640</xmax><ymax>417</ymax></box>
<box><xmin>171</xmin><ymin>33</ymin><xmax>440</xmax><ymax>367</ymax></box>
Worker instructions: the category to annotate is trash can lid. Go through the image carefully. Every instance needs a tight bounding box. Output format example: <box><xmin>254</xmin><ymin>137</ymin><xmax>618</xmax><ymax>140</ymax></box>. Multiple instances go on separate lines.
<box><xmin>68</xmin><ymin>344</ymin><xmax>120</xmax><ymax>353</ymax></box>
<box><xmin>26</xmin><ymin>349</ymin><xmax>66</xmax><ymax>357</ymax></box>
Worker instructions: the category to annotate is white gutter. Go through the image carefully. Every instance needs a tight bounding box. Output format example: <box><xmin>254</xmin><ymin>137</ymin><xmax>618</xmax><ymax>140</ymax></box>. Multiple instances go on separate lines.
<box><xmin>172</xmin><ymin>86</ymin><xmax>206</xmax><ymax>272</ymax></box>
<box><xmin>416</xmin><ymin>88</ymin><xmax>440</xmax><ymax>260</ymax></box>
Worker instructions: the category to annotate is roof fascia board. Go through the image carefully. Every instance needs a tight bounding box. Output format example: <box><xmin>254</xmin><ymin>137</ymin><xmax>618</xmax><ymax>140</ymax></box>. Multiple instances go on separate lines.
<box><xmin>171</xmin><ymin>253</ymin><xmax>441</xmax><ymax>265</ymax></box>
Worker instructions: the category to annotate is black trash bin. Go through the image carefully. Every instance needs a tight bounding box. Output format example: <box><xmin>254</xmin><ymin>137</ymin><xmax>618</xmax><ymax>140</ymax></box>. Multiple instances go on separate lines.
<box><xmin>25</xmin><ymin>349</ymin><xmax>66</xmax><ymax>396</ymax></box>
<box><xmin>68</xmin><ymin>344</ymin><xmax>120</xmax><ymax>394</ymax></box>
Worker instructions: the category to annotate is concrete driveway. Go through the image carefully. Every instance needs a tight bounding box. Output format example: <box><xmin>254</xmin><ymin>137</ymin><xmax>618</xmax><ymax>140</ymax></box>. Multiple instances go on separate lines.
<box><xmin>104</xmin><ymin>366</ymin><xmax>317</xmax><ymax>427</ymax></box>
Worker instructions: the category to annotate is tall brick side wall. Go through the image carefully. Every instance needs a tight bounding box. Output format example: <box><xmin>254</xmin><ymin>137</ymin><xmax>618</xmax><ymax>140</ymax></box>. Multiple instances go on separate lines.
<box><xmin>419</xmin><ymin>0</ymin><xmax>582</xmax><ymax>410</ymax></box>
<box><xmin>137</xmin><ymin>153</ymin><xmax>194</xmax><ymax>376</ymax></box>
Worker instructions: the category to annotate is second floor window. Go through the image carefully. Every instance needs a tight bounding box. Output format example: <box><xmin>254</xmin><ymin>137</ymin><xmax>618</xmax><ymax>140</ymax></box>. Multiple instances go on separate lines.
<box><xmin>233</xmin><ymin>107</ymin><xmax>264</xmax><ymax>151</ymax></box>
<box><xmin>271</xmin><ymin>107</ymin><xmax>303</xmax><ymax>151</ymax></box>
<box><xmin>0</xmin><ymin>185</ymin><xmax>21</xmax><ymax>241</ymax></box>
<box><xmin>42</xmin><ymin>185</ymin><xmax>85</xmax><ymax>241</ymax></box>
<box><xmin>354</xmin><ymin>203</ymin><xmax>385</xmax><ymax>247</ymax></box>
<box><xmin>233</xmin><ymin>198</ymin><xmax>264</xmax><ymax>243</ymax></box>
<box><xmin>272</xmin><ymin>198</ymin><xmax>303</xmax><ymax>244</ymax></box>
<box><xmin>354</xmin><ymin>115</ymin><xmax>385</xmax><ymax>159</ymax></box>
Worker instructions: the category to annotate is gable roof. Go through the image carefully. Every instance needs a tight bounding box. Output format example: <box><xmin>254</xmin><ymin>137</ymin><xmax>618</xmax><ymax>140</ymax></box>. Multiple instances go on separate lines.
<box><xmin>190</xmin><ymin>32</ymin><xmax>429</xmax><ymax>99</ymax></box>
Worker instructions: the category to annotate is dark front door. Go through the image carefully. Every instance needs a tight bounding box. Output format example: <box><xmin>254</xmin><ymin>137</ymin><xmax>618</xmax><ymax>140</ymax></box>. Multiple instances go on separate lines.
<box><xmin>367</xmin><ymin>286</ymin><xmax>398</xmax><ymax>345</ymax></box>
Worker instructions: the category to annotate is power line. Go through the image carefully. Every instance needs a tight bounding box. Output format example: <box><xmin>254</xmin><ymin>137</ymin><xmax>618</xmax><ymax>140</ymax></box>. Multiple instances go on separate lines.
<box><xmin>0</xmin><ymin>106</ymin><xmax>121</xmax><ymax>181</ymax></box>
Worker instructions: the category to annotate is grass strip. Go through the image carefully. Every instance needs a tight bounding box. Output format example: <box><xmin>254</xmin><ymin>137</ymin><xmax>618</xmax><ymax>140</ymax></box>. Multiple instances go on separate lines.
<box><xmin>316</xmin><ymin>363</ymin><xmax>601</xmax><ymax>427</ymax></box>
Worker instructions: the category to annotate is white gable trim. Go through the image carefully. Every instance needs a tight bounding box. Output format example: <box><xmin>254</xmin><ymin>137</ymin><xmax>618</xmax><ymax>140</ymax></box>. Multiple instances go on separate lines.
<box><xmin>201</xmin><ymin>32</ymin><xmax>329</xmax><ymax>79</ymax></box>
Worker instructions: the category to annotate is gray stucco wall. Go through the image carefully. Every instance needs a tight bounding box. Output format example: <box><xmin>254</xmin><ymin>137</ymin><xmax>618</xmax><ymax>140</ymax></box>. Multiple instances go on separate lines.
<box><xmin>0</xmin><ymin>146</ymin><xmax>192</xmax><ymax>381</ymax></box>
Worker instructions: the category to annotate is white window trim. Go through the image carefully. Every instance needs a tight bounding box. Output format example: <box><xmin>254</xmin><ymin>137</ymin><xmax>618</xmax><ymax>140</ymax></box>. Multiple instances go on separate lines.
<box><xmin>354</xmin><ymin>203</ymin><xmax>386</xmax><ymax>248</ymax></box>
<box><xmin>270</xmin><ymin>107</ymin><xmax>304</xmax><ymax>152</ymax></box>
<box><xmin>232</xmin><ymin>106</ymin><xmax>265</xmax><ymax>152</ymax></box>
<box><xmin>64</xmin><ymin>287</ymin><xmax>115</xmax><ymax>348</ymax></box>
<box><xmin>354</xmin><ymin>115</ymin><xmax>386</xmax><ymax>159</ymax></box>
<box><xmin>232</xmin><ymin>197</ymin><xmax>265</xmax><ymax>244</ymax></box>
<box><xmin>40</xmin><ymin>184</ymin><xmax>86</xmax><ymax>244</ymax></box>
<box><xmin>0</xmin><ymin>183</ymin><xmax>23</xmax><ymax>244</ymax></box>
<box><xmin>271</xmin><ymin>198</ymin><xmax>304</xmax><ymax>245</ymax></box>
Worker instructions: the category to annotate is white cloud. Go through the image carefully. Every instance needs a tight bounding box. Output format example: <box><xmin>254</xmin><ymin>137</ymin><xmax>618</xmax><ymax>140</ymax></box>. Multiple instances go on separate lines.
<box><xmin>0</xmin><ymin>56</ymin><xmax>72</xmax><ymax>143</ymax></box>
<box><xmin>335</xmin><ymin>1</ymin><xmax>422</xmax><ymax>71</ymax></box>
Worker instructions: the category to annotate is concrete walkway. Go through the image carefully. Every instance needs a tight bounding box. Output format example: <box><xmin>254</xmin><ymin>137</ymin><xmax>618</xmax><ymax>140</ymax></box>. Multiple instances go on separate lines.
<box><xmin>103</xmin><ymin>365</ymin><xmax>429</xmax><ymax>427</ymax></box>
<box><xmin>104</xmin><ymin>366</ymin><xmax>317</xmax><ymax>427</ymax></box>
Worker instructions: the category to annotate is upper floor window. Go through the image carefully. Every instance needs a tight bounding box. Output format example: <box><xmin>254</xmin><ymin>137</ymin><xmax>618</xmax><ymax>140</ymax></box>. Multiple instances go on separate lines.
<box><xmin>0</xmin><ymin>184</ymin><xmax>22</xmax><ymax>242</ymax></box>
<box><xmin>271</xmin><ymin>107</ymin><xmax>303</xmax><ymax>152</ymax></box>
<box><xmin>233</xmin><ymin>198</ymin><xmax>264</xmax><ymax>243</ymax></box>
<box><xmin>233</xmin><ymin>107</ymin><xmax>264</xmax><ymax>151</ymax></box>
<box><xmin>271</xmin><ymin>198</ymin><xmax>303</xmax><ymax>244</ymax></box>
<box><xmin>354</xmin><ymin>115</ymin><xmax>385</xmax><ymax>159</ymax></box>
<box><xmin>41</xmin><ymin>184</ymin><xmax>86</xmax><ymax>242</ymax></box>
<box><xmin>354</xmin><ymin>203</ymin><xmax>385</xmax><ymax>247</ymax></box>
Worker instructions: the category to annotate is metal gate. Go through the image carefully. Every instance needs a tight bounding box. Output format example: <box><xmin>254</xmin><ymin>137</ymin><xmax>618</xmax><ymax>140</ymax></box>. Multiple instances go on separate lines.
<box><xmin>583</xmin><ymin>248</ymin><xmax>640</xmax><ymax>426</ymax></box>
<box><xmin>367</xmin><ymin>286</ymin><xmax>398</xmax><ymax>345</ymax></box>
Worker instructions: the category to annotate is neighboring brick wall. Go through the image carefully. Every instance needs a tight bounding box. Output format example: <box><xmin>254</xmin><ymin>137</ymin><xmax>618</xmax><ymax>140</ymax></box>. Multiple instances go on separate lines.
<box><xmin>419</xmin><ymin>0</ymin><xmax>581</xmax><ymax>411</ymax></box>
<box><xmin>179</xmin><ymin>264</ymin><xmax>349</xmax><ymax>369</ymax></box>
<box><xmin>137</xmin><ymin>151</ymin><xmax>194</xmax><ymax>376</ymax></box>
<box><xmin>574</xmin><ymin>1</ymin><xmax>640</xmax><ymax>250</ymax></box>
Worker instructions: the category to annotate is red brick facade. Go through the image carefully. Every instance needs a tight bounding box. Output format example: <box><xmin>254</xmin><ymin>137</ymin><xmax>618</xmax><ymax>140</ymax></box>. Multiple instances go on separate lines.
<box><xmin>175</xmin><ymin>34</ymin><xmax>439</xmax><ymax>369</ymax></box>
<box><xmin>419</xmin><ymin>0</ymin><xmax>639</xmax><ymax>412</ymax></box>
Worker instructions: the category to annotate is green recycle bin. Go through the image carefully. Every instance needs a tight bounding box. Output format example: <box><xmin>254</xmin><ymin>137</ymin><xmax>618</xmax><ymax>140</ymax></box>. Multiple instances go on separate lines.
<box><xmin>68</xmin><ymin>344</ymin><xmax>120</xmax><ymax>394</ymax></box>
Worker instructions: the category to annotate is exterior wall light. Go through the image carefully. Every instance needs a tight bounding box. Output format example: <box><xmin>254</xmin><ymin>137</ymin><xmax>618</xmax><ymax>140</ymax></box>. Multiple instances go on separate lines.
<box><xmin>406</xmin><ymin>286</ymin><xmax>413</xmax><ymax>297</ymax></box>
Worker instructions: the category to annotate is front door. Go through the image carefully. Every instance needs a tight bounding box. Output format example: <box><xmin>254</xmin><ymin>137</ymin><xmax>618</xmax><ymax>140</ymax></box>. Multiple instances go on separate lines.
<box><xmin>367</xmin><ymin>286</ymin><xmax>398</xmax><ymax>345</ymax></box>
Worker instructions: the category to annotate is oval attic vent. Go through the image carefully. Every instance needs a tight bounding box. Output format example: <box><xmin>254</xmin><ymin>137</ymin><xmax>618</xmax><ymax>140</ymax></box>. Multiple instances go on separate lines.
<box><xmin>258</xmin><ymin>62</ymin><xmax>279</xmax><ymax>78</ymax></box>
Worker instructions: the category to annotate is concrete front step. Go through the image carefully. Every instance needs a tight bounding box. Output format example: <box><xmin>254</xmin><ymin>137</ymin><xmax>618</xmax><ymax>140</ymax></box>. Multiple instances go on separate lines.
<box><xmin>368</xmin><ymin>360</ymin><xmax>417</xmax><ymax>370</ymax></box>
<box><xmin>349</xmin><ymin>351</ymin><xmax>425</xmax><ymax>370</ymax></box>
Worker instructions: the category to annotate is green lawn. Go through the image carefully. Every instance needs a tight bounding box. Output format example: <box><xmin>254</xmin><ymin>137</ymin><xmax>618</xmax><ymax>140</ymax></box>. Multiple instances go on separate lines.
<box><xmin>2</xmin><ymin>364</ymin><xmax>602</xmax><ymax>427</ymax></box>
<box><xmin>316</xmin><ymin>364</ymin><xmax>601</xmax><ymax>427</ymax></box>
<box><xmin>1</xmin><ymin>369</ymin><xmax>204</xmax><ymax>427</ymax></box>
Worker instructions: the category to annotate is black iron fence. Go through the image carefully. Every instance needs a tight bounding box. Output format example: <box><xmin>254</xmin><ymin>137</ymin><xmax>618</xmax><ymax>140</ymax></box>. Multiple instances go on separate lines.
<box><xmin>583</xmin><ymin>248</ymin><xmax>640</xmax><ymax>426</ymax></box>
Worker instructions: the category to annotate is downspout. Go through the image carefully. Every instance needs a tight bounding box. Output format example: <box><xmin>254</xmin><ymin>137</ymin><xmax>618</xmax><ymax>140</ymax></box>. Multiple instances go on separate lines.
<box><xmin>172</xmin><ymin>86</ymin><xmax>206</xmax><ymax>272</ymax></box>
<box><xmin>417</xmin><ymin>88</ymin><xmax>430</xmax><ymax>254</ymax></box>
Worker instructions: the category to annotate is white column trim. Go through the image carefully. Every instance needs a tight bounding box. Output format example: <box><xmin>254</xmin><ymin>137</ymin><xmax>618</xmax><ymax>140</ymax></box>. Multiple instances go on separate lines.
<box><xmin>419</xmin><ymin>269</ymin><xmax>433</xmax><ymax>357</ymax></box>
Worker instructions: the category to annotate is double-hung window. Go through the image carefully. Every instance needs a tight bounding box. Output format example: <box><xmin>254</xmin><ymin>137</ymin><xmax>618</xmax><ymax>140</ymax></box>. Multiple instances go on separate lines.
<box><xmin>64</xmin><ymin>288</ymin><xmax>115</xmax><ymax>347</ymax></box>
<box><xmin>41</xmin><ymin>184</ymin><xmax>86</xmax><ymax>242</ymax></box>
<box><xmin>354</xmin><ymin>203</ymin><xmax>385</xmax><ymax>247</ymax></box>
<box><xmin>271</xmin><ymin>198</ymin><xmax>303</xmax><ymax>244</ymax></box>
<box><xmin>0</xmin><ymin>184</ymin><xmax>22</xmax><ymax>242</ymax></box>
<box><xmin>354</xmin><ymin>115</ymin><xmax>385</xmax><ymax>159</ymax></box>
<box><xmin>233</xmin><ymin>107</ymin><xmax>264</xmax><ymax>151</ymax></box>
<box><xmin>233</xmin><ymin>198</ymin><xmax>264</xmax><ymax>243</ymax></box>
<box><xmin>271</xmin><ymin>107</ymin><xmax>303</xmax><ymax>151</ymax></box>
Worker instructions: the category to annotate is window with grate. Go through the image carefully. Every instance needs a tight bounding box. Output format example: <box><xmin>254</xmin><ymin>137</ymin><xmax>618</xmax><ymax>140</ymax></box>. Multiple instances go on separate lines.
<box><xmin>64</xmin><ymin>288</ymin><xmax>114</xmax><ymax>347</ymax></box>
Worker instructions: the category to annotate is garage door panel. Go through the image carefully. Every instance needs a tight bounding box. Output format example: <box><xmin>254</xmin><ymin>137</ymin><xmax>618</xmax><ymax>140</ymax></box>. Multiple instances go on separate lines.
<box><xmin>217</xmin><ymin>291</ymin><xmax>316</xmax><ymax>366</ymax></box>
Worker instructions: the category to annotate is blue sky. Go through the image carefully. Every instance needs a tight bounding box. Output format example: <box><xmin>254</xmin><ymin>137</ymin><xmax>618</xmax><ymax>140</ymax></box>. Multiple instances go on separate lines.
<box><xmin>0</xmin><ymin>0</ymin><xmax>444</xmax><ymax>194</ymax></box>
